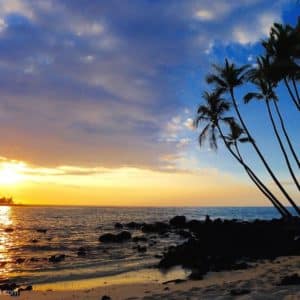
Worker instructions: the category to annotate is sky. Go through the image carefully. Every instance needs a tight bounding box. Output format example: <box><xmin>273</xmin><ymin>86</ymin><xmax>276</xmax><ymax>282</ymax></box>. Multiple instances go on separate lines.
<box><xmin>0</xmin><ymin>0</ymin><xmax>298</xmax><ymax>206</ymax></box>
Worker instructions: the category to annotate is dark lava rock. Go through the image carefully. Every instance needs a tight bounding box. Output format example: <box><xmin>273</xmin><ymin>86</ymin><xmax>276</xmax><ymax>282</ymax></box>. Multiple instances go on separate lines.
<box><xmin>137</xmin><ymin>245</ymin><xmax>147</xmax><ymax>253</ymax></box>
<box><xmin>0</xmin><ymin>283</ymin><xmax>18</xmax><ymax>291</ymax></box>
<box><xmin>49</xmin><ymin>254</ymin><xmax>65</xmax><ymax>263</ymax></box>
<box><xmin>99</xmin><ymin>231</ymin><xmax>131</xmax><ymax>243</ymax></box>
<box><xmin>114</xmin><ymin>222</ymin><xmax>123</xmax><ymax>229</ymax></box>
<box><xmin>170</xmin><ymin>216</ymin><xmax>186</xmax><ymax>228</ymax></box>
<box><xmin>36</xmin><ymin>229</ymin><xmax>47</xmax><ymax>234</ymax></box>
<box><xmin>132</xmin><ymin>236</ymin><xmax>147</xmax><ymax>242</ymax></box>
<box><xmin>188</xmin><ymin>269</ymin><xmax>204</xmax><ymax>280</ymax></box>
<box><xmin>230</xmin><ymin>288</ymin><xmax>251</xmax><ymax>296</ymax></box>
<box><xmin>176</xmin><ymin>229</ymin><xmax>191</xmax><ymax>239</ymax></box>
<box><xmin>142</xmin><ymin>222</ymin><xmax>169</xmax><ymax>234</ymax></box>
<box><xmin>126</xmin><ymin>222</ymin><xmax>143</xmax><ymax>229</ymax></box>
<box><xmin>279</xmin><ymin>273</ymin><xmax>300</xmax><ymax>285</ymax></box>
<box><xmin>4</xmin><ymin>228</ymin><xmax>14</xmax><ymax>233</ymax></box>
<box><xmin>77</xmin><ymin>247</ymin><xmax>86</xmax><ymax>257</ymax></box>
<box><xmin>102</xmin><ymin>296</ymin><xmax>111</xmax><ymax>300</ymax></box>
<box><xmin>15</xmin><ymin>258</ymin><xmax>25</xmax><ymax>264</ymax></box>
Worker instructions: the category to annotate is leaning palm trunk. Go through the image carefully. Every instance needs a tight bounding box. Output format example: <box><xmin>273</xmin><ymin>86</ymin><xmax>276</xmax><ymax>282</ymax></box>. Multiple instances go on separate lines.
<box><xmin>284</xmin><ymin>77</ymin><xmax>300</xmax><ymax>110</ymax></box>
<box><xmin>292</xmin><ymin>78</ymin><xmax>300</xmax><ymax>106</ymax></box>
<box><xmin>265</xmin><ymin>100</ymin><xmax>300</xmax><ymax>190</ymax></box>
<box><xmin>229</xmin><ymin>89</ymin><xmax>300</xmax><ymax>215</ymax></box>
<box><xmin>216</xmin><ymin>125</ymin><xmax>291</xmax><ymax>218</ymax></box>
<box><xmin>234</xmin><ymin>144</ymin><xmax>291</xmax><ymax>218</ymax></box>
<box><xmin>273</xmin><ymin>100</ymin><xmax>300</xmax><ymax>168</ymax></box>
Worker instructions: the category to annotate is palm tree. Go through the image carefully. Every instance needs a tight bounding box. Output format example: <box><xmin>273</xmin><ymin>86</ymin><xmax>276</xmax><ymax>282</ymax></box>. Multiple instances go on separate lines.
<box><xmin>245</xmin><ymin>57</ymin><xmax>300</xmax><ymax>190</ymax></box>
<box><xmin>195</xmin><ymin>90</ymin><xmax>291</xmax><ymax>218</ymax></box>
<box><xmin>262</xmin><ymin>23</ymin><xmax>300</xmax><ymax>110</ymax></box>
<box><xmin>206</xmin><ymin>59</ymin><xmax>300</xmax><ymax>216</ymax></box>
<box><xmin>224</xmin><ymin>120</ymin><xmax>291</xmax><ymax>218</ymax></box>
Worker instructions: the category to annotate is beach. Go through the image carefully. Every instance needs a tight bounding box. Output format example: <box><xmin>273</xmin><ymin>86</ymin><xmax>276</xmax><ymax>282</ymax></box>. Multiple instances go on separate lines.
<box><xmin>0</xmin><ymin>255</ymin><xmax>300</xmax><ymax>299</ymax></box>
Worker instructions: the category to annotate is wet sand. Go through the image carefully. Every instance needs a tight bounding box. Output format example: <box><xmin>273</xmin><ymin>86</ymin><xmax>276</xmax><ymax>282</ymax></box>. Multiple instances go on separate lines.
<box><xmin>1</xmin><ymin>255</ymin><xmax>300</xmax><ymax>299</ymax></box>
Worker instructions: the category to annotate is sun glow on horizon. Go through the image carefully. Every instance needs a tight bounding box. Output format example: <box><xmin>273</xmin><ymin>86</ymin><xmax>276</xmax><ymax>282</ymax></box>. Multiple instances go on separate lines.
<box><xmin>0</xmin><ymin>162</ymin><xmax>25</xmax><ymax>185</ymax></box>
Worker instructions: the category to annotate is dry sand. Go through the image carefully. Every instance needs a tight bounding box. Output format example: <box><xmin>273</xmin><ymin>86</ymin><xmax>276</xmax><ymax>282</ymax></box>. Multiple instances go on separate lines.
<box><xmin>1</xmin><ymin>256</ymin><xmax>300</xmax><ymax>299</ymax></box>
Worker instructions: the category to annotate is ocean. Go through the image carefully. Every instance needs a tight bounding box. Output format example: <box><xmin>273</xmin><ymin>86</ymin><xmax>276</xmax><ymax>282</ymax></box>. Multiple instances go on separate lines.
<box><xmin>0</xmin><ymin>206</ymin><xmax>284</xmax><ymax>287</ymax></box>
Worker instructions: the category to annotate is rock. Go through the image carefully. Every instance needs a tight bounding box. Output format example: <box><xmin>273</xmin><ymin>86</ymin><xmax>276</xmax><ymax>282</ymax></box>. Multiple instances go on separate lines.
<box><xmin>31</xmin><ymin>239</ymin><xmax>38</xmax><ymax>243</ymax></box>
<box><xmin>102</xmin><ymin>296</ymin><xmax>111</xmax><ymax>300</ymax></box>
<box><xmin>205</xmin><ymin>215</ymin><xmax>212</xmax><ymax>224</ymax></box>
<box><xmin>114</xmin><ymin>223</ymin><xmax>123</xmax><ymax>229</ymax></box>
<box><xmin>176</xmin><ymin>230</ymin><xmax>191</xmax><ymax>239</ymax></box>
<box><xmin>137</xmin><ymin>245</ymin><xmax>147</xmax><ymax>253</ymax></box>
<box><xmin>132</xmin><ymin>236</ymin><xmax>147</xmax><ymax>242</ymax></box>
<box><xmin>99</xmin><ymin>231</ymin><xmax>131</xmax><ymax>243</ymax></box>
<box><xmin>230</xmin><ymin>288</ymin><xmax>251</xmax><ymax>296</ymax></box>
<box><xmin>170</xmin><ymin>216</ymin><xmax>186</xmax><ymax>227</ymax></box>
<box><xmin>126</xmin><ymin>222</ymin><xmax>143</xmax><ymax>229</ymax></box>
<box><xmin>0</xmin><ymin>283</ymin><xmax>18</xmax><ymax>291</ymax></box>
<box><xmin>142</xmin><ymin>222</ymin><xmax>169</xmax><ymax>234</ymax></box>
<box><xmin>188</xmin><ymin>269</ymin><xmax>205</xmax><ymax>280</ymax></box>
<box><xmin>30</xmin><ymin>257</ymin><xmax>39</xmax><ymax>262</ymax></box>
<box><xmin>77</xmin><ymin>247</ymin><xmax>86</xmax><ymax>257</ymax></box>
<box><xmin>15</xmin><ymin>258</ymin><xmax>25</xmax><ymax>264</ymax></box>
<box><xmin>49</xmin><ymin>254</ymin><xmax>65</xmax><ymax>263</ymax></box>
<box><xmin>36</xmin><ymin>229</ymin><xmax>47</xmax><ymax>234</ymax></box>
<box><xmin>4</xmin><ymin>228</ymin><xmax>14</xmax><ymax>233</ymax></box>
<box><xmin>279</xmin><ymin>274</ymin><xmax>300</xmax><ymax>285</ymax></box>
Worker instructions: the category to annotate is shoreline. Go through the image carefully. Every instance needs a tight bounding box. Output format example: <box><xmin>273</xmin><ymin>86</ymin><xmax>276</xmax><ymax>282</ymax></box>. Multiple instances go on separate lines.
<box><xmin>1</xmin><ymin>255</ymin><xmax>300</xmax><ymax>299</ymax></box>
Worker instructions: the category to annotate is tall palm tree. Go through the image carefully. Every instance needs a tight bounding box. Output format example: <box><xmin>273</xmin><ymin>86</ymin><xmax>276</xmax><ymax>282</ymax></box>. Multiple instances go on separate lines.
<box><xmin>248</xmin><ymin>56</ymin><xmax>300</xmax><ymax>168</ymax></box>
<box><xmin>195</xmin><ymin>90</ymin><xmax>290</xmax><ymax>218</ymax></box>
<box><xmin>262</xmin><ymin>23</ymin><xmax>300</xmax><ymax>110</ymax></box>
<box><xmin>245</xmin><ymin>57</ymin><xmax>300</xmax><ymax>190</ymax></box>
<box><xmin>206</xmin><ymin>59</ymin><xmax>300</xmax><ymax>216</ymax></box>
<box><xmin>224</xmin><ymin>120</ymin><xmax>291</xmax><ymax>218</ymax></box>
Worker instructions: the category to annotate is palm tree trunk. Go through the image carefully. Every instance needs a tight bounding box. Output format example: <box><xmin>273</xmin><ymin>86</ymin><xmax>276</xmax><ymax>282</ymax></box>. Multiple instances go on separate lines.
<box><xmin>292</xmin><ymin>77</ymin><xmax>300</xmax><ymax>106</ymax></box>
<box><xmin>273</xmin><ymin>100</ymin><xmax>300</xmax><ymax>168</ymax></box>
<box><xmin>234</xmin><ymin>143</ymin><xmax>291</xmax><ymax>218</ymax></box>
<box><xmin>229</xmin><ymin>89</ymin><xmax>300</xmax><ymax>215</ymax></box>
<box><xmin>284</xmin><ymin>77</ymin><xmax>300</xmax><ymax>110</ymax></box>
<box><xmin>216</xmin><ymin>124</ymin><xmax>291</xmax><ymax>218</ymax></box>
<box><xmin>265</xmin><ymin>99</ymin><xmax>300</xmax><ymax>190</ymax></box>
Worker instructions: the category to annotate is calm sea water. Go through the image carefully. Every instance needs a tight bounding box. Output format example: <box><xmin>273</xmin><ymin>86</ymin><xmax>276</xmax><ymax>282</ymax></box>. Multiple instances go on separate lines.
<box><xmin>0</xmin><ymin>206</ymin><xmax>283</xmax><ymax>286</ymax></box>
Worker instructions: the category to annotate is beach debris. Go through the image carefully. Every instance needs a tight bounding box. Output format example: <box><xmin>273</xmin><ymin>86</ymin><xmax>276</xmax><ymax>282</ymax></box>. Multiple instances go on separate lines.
<box><xmin>169</xmin><ymin>216</ymin><xmax>186</xmax><ymax>228</ymax></box>
<box><xmin>36</xmin><ymin>228</ymin><xmax>47</xmax><ymax>234</ymax></box>
<box><xmin>99</xmin><ymin>231</ymin><xmax>131</xmax><ymax>243</ymax></box>
<box><xmin>77</xmin><ymin>247</ymin><xmax>87</xmax><ymax>257</ymax></box>
<box><xmin>31</xmin><ymin>239</ymin><xmax>38</xmax><ymax>243</ymax></box>
<box><xmin>4</xmin><ymin>228</ymin><xmax>14</xmax><ymax>233</ymax></box>
<box><xmin>15</xmin><ymin>258</ymin><xmax>25</xmax><ymax>264</ymax></box>
<box><xmin>230</xmin><ymin>288</ymin><xmax>251</xmax><ymax>296</ymax></box>
<box><xmin>101</xmin><ymin>295</ymin><xmax>111</xmax><ymax>300</ymax></box>
<box><xmin>279</xmin><ymin>273</ymin><xmax>300</xmax><ymax>285</ymax></box>
<box><xmin>18</xmin><ymin>285</ymin><xmax>33</xmax><ymax>292</ymax></box>
<box><xmin>49</xmin><ymin>254</ymin><xmax>66</xmax><ymax>263</ymax></box>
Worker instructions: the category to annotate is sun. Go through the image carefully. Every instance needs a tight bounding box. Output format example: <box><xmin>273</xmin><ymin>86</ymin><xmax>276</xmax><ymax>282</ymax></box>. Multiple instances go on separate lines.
<box><xmin>0</xmin><ymin>162</ymin><xmax>25</xmax><ymax>185</ymax></box>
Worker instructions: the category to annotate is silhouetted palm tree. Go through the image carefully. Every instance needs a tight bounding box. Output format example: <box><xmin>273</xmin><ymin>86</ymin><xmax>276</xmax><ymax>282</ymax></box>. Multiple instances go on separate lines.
<box><xmin>245</xmin><ymin>57</ymin><xmax>300</xmax><ymax>190</ymax></box>
<box><xmin>224</xmin><ymin>120</ymin><xmax>291</xmax><ymax>217</ymax></box>
<box><xmin>206</xmin><ymin>59</ymin><xmax>300</xmax><ymax>215</ymax></box>
<box><xmin>262</xmin><ymin>23</ymin><xmax>300</xmax><ymax>110</ymax></box>
<box><xmin>195</xmin><ymin>90</ymin><xmax>290</xmax><ymax>217</ymax></box>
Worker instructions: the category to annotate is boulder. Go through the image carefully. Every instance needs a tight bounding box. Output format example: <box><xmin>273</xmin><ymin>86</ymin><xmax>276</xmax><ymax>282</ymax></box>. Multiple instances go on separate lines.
<box><xmin>99</xmin><ymin>231</ymin><xmax>131</xmax><ymax>243</ymax></box>
<box><xmin>114</xmin><ymin>223</ymin><xmax>123</xmax><ymax>229</ymax></box>
<box><xmin>49</xmin><ymin>254</ymin><xmax>65</xmax><ymax>263</ymax></box>
<box><xmin>77</xmin><ymin>247</ymin><xmax>86</xmax><ymax>257</ymax></box>
<box><xmin>170</xmin><ymin>216</ymin><xmax>186</xmax><ymax>227</ymax></box>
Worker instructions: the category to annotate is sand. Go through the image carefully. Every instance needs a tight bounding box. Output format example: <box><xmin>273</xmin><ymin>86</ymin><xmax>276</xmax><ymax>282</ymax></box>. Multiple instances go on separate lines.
<box><xmin>1</xmin><ymin>256</ymin><xmax>300</xmax><ymax>299</ymax></box>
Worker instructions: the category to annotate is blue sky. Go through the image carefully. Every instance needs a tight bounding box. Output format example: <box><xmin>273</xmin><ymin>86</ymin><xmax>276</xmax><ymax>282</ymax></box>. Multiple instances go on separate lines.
<box><xmin>0</xmin><ymin>0</ymin><xmax>298</xmax><ymax>205</ymax></box>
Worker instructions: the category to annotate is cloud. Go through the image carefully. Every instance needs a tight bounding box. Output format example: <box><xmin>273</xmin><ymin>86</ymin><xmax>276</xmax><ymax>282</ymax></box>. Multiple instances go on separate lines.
<box><xmin>0</xmin><ymin>0</ymin><xmax>288</xmax><ymax>172</ymax></box>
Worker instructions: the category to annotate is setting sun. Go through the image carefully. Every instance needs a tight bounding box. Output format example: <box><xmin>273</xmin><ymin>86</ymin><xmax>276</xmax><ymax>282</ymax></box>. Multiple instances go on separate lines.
<box><xmin>0</xmin><ymin>162</ymin><xmax>25</xmax><ymax>185</ymax></box>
